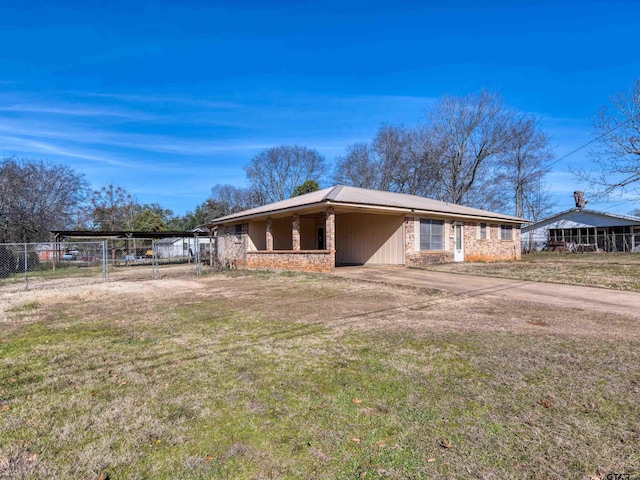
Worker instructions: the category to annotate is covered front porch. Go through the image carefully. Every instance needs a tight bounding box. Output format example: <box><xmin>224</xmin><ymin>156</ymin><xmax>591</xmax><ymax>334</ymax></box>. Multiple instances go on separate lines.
<box><xmin>244</xmin><ymin>207</ymin><xmax>336</xmax><ymax>273</ymax></box>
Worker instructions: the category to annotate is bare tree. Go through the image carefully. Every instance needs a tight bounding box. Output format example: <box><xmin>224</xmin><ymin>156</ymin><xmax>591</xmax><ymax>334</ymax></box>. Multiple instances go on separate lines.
<box><xmin>333</xmin><ymin>143</ymin><xmax>380</xmax><ymax>189</ymax></box>
<box><xmin>211</xmin><ymin>184</ymin><xmax>258</xmax><ymax>213</ymax></box>
<box><xmin>0</xmin><ymin>157</ymin><xmax>89</xmax><ymax>242</ymax></box>
<box><xmin>90</xmin><ymin>184</ymin><xmax>138</xmax><ymax>231</ymax></box>
<box><xmin>245</xmin><ymin>145</ymin><xmax>326</xmax><ymax>203</ymax></box>
<box><xmin>333</xmin><ymin>125</ymin><xmax>410</xmax><ymax>191</ymax></box>
<box><xmin>333</xmin><ymin>124</ymin><xmax>444</xmax><ymax>197</ymax></box>
<box><xmin>332</xmin><ymin>91</ymin><xmax>552</xmax><ymax>213</ymax></box>
<box><xmin>498</xmin><ymin>114</ymin><xmax>554</xmax><ymax>217</ymax></box>
<box><xmin>522</xmin><ymin>179</ymin><xmax>556</xmax><ymax>251</ymax></box>
<box><xmin>371</xmin><ymin>124</ymin><xmax>411</xmax><ymax>191</ymax></box>
<box><xmin>577</xmin><ymin>79</ymin><xmax>640</xmax><ymax>198</ymax></box>
<box><xmin>396</xmin><ymin>126</ymin><xmax>445</xmax><ymax>198</ymax></box>
<box><xmin>428</xmin><ymin>90</ymin><xmax>514</xmax><ymax>205</ymax></box>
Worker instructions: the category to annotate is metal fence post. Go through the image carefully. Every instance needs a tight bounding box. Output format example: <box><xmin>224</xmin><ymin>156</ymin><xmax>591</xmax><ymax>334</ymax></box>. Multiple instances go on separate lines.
<box><xmin>152</xmin><ymin>239</ymin><xmax>158</xmax><ymax>279</ymax></box>
<box><xmin>24</xmin><ymin>242</ymin><xmax>28</xmax><ymax>290</ymax></box>
<box><xmin>102</xmin><ymin>240</ymin><xmax>109</xmax><ymax>282</ymax></box>
<box><xmin>195</xmin><ymin>239</ymin><xmax>201</xmax><ymax>276</ymax></box>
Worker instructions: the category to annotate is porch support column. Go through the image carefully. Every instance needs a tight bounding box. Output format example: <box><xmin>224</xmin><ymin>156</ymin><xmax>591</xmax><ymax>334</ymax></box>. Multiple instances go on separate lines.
<box><xmin>266</xmin><ymin>218</ymin><xmax>273</xmax><ymax>251</ymax></box>
<box><xmin>326</xmin><ymin>207</ymin><xmax>335</xmax><ymax>251</ymax></box>
<box><xmin>292</xmin><ymin>214</ymin><xmax>300</xmax><ymax>251</ymax></box>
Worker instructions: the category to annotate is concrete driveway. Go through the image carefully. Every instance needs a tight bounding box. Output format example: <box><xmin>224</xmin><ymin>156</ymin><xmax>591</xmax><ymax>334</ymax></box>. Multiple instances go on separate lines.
<box><xmin>335</xmin><ymin>266</ymin><xmax>640</xmax><ymax>319</ymax></box>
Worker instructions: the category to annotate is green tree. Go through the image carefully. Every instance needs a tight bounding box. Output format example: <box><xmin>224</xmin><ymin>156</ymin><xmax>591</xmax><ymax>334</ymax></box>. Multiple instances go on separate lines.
<box><xmin>291</xmin><ymin>180</ymin><xmax>320</xmax><ymax>197</ymax></box>
<box><xmin>132</xmin><ymin>203</ymin><xmax>176</xmax><ymax>231</ymax></box>
<box><xmin>133</xmin><ymin>209</ymin><xmax>166</xmax><ymax>232</ymax></box>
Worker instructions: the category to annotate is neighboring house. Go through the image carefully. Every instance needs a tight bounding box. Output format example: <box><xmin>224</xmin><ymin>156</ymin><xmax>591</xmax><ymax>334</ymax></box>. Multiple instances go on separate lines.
<box><xmin>211</xmin><ymin>185</ymin><xmax>526</xmax><ymax>273</ymax></box>
<box><xmin>522</xmin><ymin>208</ymin><xmax>640</xmax><ymax>253</ymax></box>
<box><xmin>155</xmin><ymin>236</ymin><xmax>212</xmax><ymax>259</ymax></box>
<box><xmin>35</xmin><ymin>243</ymin><xmax>54</xmax><ymax>261</ymax></box>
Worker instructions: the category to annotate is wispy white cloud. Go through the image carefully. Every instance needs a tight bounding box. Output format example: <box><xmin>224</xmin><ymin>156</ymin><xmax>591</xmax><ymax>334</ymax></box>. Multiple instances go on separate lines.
<box><xmin>0</xmin><ymin>103</ymin><xmax>158</xmax><ymax>121</ymax></box>
<box><xmin>0</xmin><ymin>134</ymin><xmax>133</xmax><ymax>167</ymax></box>
<box><xmin>72</xmin><ymin>91</ymin><xmax>242</xmax><ymax>110</ymax></box>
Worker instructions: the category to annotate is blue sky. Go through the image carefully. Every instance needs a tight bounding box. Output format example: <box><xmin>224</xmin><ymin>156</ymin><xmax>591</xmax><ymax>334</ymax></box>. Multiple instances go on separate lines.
<box><xmin>1</xmin><ymin>0</ymin><xmax>639</xmax><ymax>216</ymax></box>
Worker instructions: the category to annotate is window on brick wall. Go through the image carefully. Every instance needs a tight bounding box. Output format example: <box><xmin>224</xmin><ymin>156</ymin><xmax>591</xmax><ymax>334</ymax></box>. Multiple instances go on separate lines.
<box><xmin>500</xmin><ymin>225</ymin><xmax>513</xmax><ymax>240</ymax></box>
<box><xmin>419</xmin><ymin>219</ymin><xmax>444</xmax><ymax>250</ymax></box>
<box><xmin>479</xmin><ymin>223</ymin><xmax>487</xmax><ymax>240</ymax></box>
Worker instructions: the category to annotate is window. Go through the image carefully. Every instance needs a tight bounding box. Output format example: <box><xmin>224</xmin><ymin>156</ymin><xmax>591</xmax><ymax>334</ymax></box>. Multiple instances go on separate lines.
<box><xmin>500</xmin><ymin>225</ymin><xmax>512</xmax><ymax>240</ymax></box>
<box><xmin>420</xmin><ymin>219</ymin><xmax>444</xmax><ymax>250</ymax></box>
<box><xmin>479</xmin><ymin>223</ymin><xmax>487</xmax><ymax>240</ymax></box>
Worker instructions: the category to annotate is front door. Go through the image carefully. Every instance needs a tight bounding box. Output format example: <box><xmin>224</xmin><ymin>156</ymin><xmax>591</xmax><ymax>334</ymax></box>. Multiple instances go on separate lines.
<box><xmin>454</xmin><ymin>223</ymin><xmax>464</xmax><ymax>262</ymax></box>
<box><xmin>317</xmin><ymin>226</ymin><xmax>326</xmax><ymax>250</ymax></box>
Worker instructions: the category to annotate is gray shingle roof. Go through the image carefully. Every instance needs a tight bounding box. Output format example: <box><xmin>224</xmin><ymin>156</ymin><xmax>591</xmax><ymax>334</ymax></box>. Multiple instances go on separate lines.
<box><xmin>211</xmin><ymin>185</ymin><xmax>528</xmax><ymax>224</ymax></box>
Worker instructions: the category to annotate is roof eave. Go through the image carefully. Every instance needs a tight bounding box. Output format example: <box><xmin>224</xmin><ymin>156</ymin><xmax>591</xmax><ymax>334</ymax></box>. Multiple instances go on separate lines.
<box><xmin>326</xmin><ymin>200</ymin><xmax>528</xmax><ymax>223</ymax></box>
<box><xmin>210</xmin><ymin>200</ymin><xmax>330</xmax><ymax>225</ymax></box>
<box><xmin>211</xmin><ymin>199</ymin><xmax>528</xmax><ymax>225</ymax></box>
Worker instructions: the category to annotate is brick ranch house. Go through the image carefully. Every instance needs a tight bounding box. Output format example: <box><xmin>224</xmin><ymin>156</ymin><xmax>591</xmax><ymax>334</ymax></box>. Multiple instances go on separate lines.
<box><xmin>211</xmin><ymin>185</ymin><xmax>527</xmax><ymax>273</ymax></box>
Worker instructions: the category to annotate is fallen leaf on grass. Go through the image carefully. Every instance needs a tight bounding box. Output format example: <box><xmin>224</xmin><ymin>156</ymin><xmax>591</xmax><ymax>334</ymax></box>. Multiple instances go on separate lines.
<box><xmin>205</xmin><ymin>455</ymin><xmax>214</xmax><ymax>461</ymax></box>
<box><xmin>374</xmin><ymin>441</ymin><xmax>385</xmax><ymax>448</ymax></box>
<box><xmin>440</xmin><ymin>439</ymin><xmax>453</xmax><ymax>449</ymax></box>
<box><xmin>352</xmin><ymin>398</ymin><xmax>362</xmax><ymax>404</ymax></box>
<box><xmin>1</xmin><ymin>405</ymin><xmax>9</xmax><ymax>411</ymax></box>
<box><xmin>427</xmin><ymin>458</ymin><xmax>436</xmax><ymax>462</ymax></box>
<box><xmin>119</xmin><ymin>380</ymin><xmax>128</xmax><ymax>386</ymax></box>
<box><xmin>28</xmin><ymin>453</ymin><xmax>37</xmax><ymax>462</ymax></box>
<box><xmin>538</xmin><ymin>399</ymin><xmax>551</xmax><ymax>409</ymax></box>
<box><xmin>351</xmin><ymin>438</ymin><xmax>361</xmax><ymax>443</ymax></box>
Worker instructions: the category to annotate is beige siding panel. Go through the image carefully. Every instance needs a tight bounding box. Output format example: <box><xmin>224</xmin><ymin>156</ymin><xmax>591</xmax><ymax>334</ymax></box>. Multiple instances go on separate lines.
<box><xmin>336</xmin><ymin>213</ymin><xmax>404</xmax><ymax>265</ymax></box>
<box><xmin>300</xmin><ymin>217</ymin><xmax>316</xmax><ymax>250</ymax></box>
<box><xmin>271</xmin><ymin>217</ymin><xmax>292</xmax><ymax>250</ymax></box>
<box><xmin>247</xmin><ymin>221</ymin><xmax>266</xmax><ymax>251</ymax></box>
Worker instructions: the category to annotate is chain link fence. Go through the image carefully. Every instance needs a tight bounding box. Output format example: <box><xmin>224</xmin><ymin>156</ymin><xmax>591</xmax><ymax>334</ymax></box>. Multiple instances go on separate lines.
<box><xmin>0</xmin><ymin>235</ymin><xmax>248</xmax><ymax>290</ymax></box>
<box><xmin>0</xmin><ymin>241</ymin><xmax>108</xmax><ymax>290</ymax></box>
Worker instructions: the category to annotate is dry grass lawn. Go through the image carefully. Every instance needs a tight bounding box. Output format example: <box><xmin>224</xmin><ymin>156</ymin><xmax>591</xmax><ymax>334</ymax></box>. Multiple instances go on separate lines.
<box><xmin>421</xmin><ymin>252</ymin><xmax>640</xmax><ymax>291</ymax></box>
<box><xmin>1</xmin><ymin>269</ymin><xmax>639</xmax><ymax>479</ymax></box>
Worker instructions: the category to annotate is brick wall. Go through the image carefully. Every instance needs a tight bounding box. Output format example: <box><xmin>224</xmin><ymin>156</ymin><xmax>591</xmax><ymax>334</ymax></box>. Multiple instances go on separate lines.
<box><xmin>462</xmin><ymin>222</ymin><xmax>521</xmax><ymax>262</ymax></box>
<box><xmin>404</xmin><ymin>216</ymin><xmax>455</xmax><ymax>266</ymax></box>
<box><xmin>247</xmin><ymin>250</ymin><xmax>335</xmax><ymax>273</ymax></box>
<box><xmin>404</xmin><ymin>216</ymin><xmax>521</xmax><ymax>264</ymax></box>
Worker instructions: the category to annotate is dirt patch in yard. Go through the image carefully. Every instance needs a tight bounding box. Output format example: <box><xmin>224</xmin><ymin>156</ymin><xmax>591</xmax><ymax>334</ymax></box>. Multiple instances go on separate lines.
<box><xmin>3</xmin><ymin>271</ymin><xmax>638</xmax><ymax>342</ymax></box>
